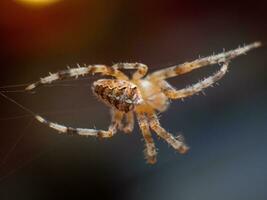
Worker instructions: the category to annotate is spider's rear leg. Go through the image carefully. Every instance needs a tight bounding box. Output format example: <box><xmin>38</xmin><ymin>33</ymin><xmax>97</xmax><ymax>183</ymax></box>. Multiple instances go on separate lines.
<box><xmin>159</xmin><ymin>62</ymin><xmax>229</xmax><ymax>99</ymax></box>
<box><xmin>136</xmin><ymin>112</ymin><xmax>157</xmax><ymax>164</ymax></box>
<box><xmin>112</xmin><ymin>63</ymin><xmax>148</xmax><ymax>80</ymax></box>
<box><xmin>25</xmin><ymin>64</ymin><xmax>128</xmax><ymax>91</ymax></box>
<box><xmin>148</xmin><ymin>112</ymin><xmax>189</xmax><ymax>154</ymax></box>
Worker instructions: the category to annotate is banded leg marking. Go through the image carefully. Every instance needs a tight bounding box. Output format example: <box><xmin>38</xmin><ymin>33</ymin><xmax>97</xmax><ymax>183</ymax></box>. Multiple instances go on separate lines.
<box><xmin>122</xmin><ymin>111</ymin><xmax>134</xmax><ymax>133</ymax></box>
<box><xmin>136</xmin><ymin>112</ymin><xmax>157</xmax><ymax>164</ymax></box>
<box><xmin>112</xmin><ymin>63</ymin><xmax>148</xmax><ymax>80</ymax></box>
<box><xmin>160</xmin><ymin>62</ymin><xmax>229</xmax><ymax>99</ymax></box>
<box><xmin>35</xmin><ymin>115</ymin><xmax>116</xmax><ymax>138</ymax></box>
<box><xmin>25</xmin><ymin>64</ymin><xmax>128</xmax><ymax>91</ymax></box>
<box><xmin>149</xmin><ymin>42</ymin><xmax>261</xmax><ymax>80</ymax></box>
<box><xmin>108</xmin><ymin>109</ymin><xmax>124</xmax><ymax>136</ymax></box>
<box><xmin>148</xmin><ymin>113</ymin><xmax>189</xmax><ymax>154</ymax></box>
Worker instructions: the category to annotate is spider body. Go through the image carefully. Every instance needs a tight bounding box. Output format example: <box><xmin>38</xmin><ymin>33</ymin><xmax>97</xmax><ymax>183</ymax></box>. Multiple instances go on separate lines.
<box><xmin>19</xmin><ymin>42</ymin><xmax>260</xmax><ymax>164</ymax></box>
<box><xmin>92</xmin><ymin>79</ymin><xmax>142</xmax><ymax>112</ymax></box>
<box><xmin>134</xmin><ymin>79</ymin><xmax>170</xmax><ymax>112</ymax></box>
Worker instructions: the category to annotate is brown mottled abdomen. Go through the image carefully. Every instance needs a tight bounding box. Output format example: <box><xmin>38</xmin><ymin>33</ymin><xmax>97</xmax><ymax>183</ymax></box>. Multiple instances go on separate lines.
<box><xmin>92</xmin><ymin>79</ymin><xmax>143</xmax><ymax>112</ymax></box>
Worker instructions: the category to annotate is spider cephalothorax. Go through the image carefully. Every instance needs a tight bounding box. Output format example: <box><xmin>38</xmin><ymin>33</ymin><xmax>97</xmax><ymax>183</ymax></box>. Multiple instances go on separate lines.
<box><xmin>14</xmin><ymin>42</ymin><xmax>260</xmax><ymax>164</ymax></box>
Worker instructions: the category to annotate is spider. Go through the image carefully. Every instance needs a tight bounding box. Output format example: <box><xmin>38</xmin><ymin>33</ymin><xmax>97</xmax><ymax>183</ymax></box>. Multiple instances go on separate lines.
<box><xmin>1</xmin><ymin>42</ymin><xmax>261</xmax><ymax>164</ymax></box>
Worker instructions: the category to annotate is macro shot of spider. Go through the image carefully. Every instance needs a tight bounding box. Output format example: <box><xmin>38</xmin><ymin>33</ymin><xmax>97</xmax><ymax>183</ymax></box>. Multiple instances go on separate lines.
<box><xmin>0</xmin><ymin>42</ymin><xmax>261</xmax><ymax>164</ymax></box>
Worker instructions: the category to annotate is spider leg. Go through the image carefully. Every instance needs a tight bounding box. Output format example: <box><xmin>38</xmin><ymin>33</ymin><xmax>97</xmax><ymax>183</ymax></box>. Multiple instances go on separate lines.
<box><xmin>148</xmin><ymin>42</ymin><xmax>261</xmax><ymax>81</ymax></box>
<box><xmin>148</xmin><ymin>112</ymin><xmax>189</xmax><ymax>154</ymax></box>
<box><xmin>160</xmin><ymin>62</ymin><xmax>229</xmax><ymax>99</ymax></box>
<box><xmin>122</xmin><ymin>111</ymin><xmax>134</xmax><ymax>133</ymax></box>
<box><xmin>112</xmin><ymin>63</ymin><xmax>148</xmax><ymax>80</ymax></box>
<box><xmin>25</xmin><ymin>64</ymin><xmax>128</xmax><ymax>91</ymax></box>
<box><xmin>136</xmin><ymin>112</ymin><xmax>157</xmax><ymax>164</ymax></box>
<box><xmin>35</xmin><ymin>115</ymin><xmax>115</xmax><ymax>137</ymax></box>
<box><xmin>108</xmin><ymin>109</ymin><xmax>124</xmax><ymax>135</ymax></box>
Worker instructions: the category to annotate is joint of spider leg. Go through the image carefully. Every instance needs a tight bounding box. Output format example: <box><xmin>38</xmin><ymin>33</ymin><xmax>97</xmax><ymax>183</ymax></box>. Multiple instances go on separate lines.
<box><xmin>112</xmin><ymin>63</ymin><xmax>123</xmax><ymax>69</ymax></box>
<box><xmin>65</xmin><ymin>127</ymin><xmax>79</xmax><ymax>136</ymax></box>
<box><xmin>217</xmin><ymin>58</ymin><xmax>226</xmax><ymax>64</ymax></box>
<box><xmin>97</xmin><ymin>130</ymin><xmax>113</xmax><ymax>138</ymax></box>
<box><xmin>138</xmin><ymin>63</ymin><xmax>148</xmax><ymax>69</ymax></box>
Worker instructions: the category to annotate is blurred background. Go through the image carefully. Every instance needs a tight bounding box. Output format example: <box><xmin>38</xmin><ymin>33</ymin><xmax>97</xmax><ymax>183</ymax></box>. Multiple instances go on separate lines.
<box><xmin>0</xmin><ymin>0</ymin><xmax>266</xmax><ymax>199</ymax></box>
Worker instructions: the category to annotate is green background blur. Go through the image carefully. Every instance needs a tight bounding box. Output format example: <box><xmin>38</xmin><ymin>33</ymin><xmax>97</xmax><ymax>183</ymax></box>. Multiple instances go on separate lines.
<box><xmin>0</xmin><ymin>0</ymin><xmax>266</xmax><ymax>199</ymax></box>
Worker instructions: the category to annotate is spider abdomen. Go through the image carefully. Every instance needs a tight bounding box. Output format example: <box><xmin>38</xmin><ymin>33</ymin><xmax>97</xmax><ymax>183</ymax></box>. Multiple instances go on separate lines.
<box><xmin>92</xmin><ymin>79</ymin><xmax>143</xmax><ymax>112</ymax></box>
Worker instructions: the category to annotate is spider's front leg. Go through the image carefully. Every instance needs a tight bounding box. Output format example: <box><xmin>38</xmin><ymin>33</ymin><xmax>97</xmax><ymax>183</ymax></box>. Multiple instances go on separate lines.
<box><xmin>148</xmin><ymin>42</ymin><xmax>261</xmax><ymax>81</ymax></box>
<box><xmin>136</xmin><ymin>112</ymin><xmax>157</xmax><ymax>164</ymax></box>
<box><xmin>160</xmin><ymin>62</ymin><xmax>229</xmax><ymax>99</ymax></box>
<box><xmin>112</xmin><ymin>63</ymin><xmax>148</xmax><ymax>80</ymax></box>
<box><xmin>148</xmin><ymin>112</ymin><xmax>189</xmax><ymax>154</ymax></box>
<box><xmin>25</xmin><ymin>64</ymin><xmax>128</xmax><ymax>91</ymax></box>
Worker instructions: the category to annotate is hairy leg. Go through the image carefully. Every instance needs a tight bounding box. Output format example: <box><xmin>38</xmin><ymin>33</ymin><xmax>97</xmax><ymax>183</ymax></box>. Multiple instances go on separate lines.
<box><xmin>0</xmin><ymin>90</ymin><xmax>121</xmax><ymax>138</ymax></box>
<box><xmin>122</xmin><ymin>111</ymin><xmax>134</xmax><ymax>133</ymax></box>
<box><xmin>35</xmin><ymin>115</ymin><xmax>116</xmax><ymax>138</ymax></box>
<box><xmin>148</xmin><ymin>42</ymin><xmax>261</xmax><ymax>81</ymax></box>
<box><xmin>25</xmin><ymin>64</ymin><xmax>129</xmax><ymax>91</ymax></box>
<box><xmin>112</xmin><ymin>63</ymin><xmax>148</xmax><ymax>80</ymax></box>
<box><xmin>108</xmin><ymin>109</ymin><xmax>124</xmax><ymax>135</ymax></box>
<box><xmin>148</xmin><ymin>112</ymin><xmax>189</xmax><ymax>154</ymax></box>
<box><xmin>160</xmin><ymin>62</ymin><xmax>229</xmax><ymax>99</ymax></box>
<box><xmin>136</xmin><ymin>112</ymin><xmax>157</xmax><ymax>164</ymax></box>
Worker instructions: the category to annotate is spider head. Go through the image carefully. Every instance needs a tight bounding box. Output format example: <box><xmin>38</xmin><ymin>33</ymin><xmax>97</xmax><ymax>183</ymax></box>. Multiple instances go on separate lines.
<box><xmin>92</xmin><ymin>79</ymin><xmax>143</xmax><ymax>112</ymax></box>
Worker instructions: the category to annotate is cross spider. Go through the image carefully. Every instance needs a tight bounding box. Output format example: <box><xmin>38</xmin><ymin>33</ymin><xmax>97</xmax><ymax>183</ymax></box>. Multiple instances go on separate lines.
<box><xmin>10</xmin><ymin>42</ymin><xmax>261</xmax><ymax>164</ymax></box>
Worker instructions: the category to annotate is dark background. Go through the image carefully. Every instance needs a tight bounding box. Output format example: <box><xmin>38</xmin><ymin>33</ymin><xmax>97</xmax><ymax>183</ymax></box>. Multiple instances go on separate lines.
<box><xmin>0</xmin><ymin>0</ymin><xmax>266</xmax><ymax>199</ymax></box>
